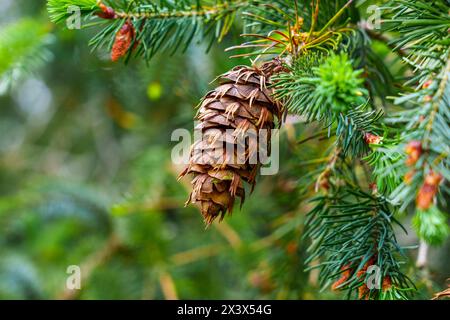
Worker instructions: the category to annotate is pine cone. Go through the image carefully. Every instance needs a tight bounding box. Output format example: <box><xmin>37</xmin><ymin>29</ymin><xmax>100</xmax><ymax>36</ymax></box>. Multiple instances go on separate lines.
<box><xmin>179</xmin><ymin>60</ymin><xmax>284</xmax><ymax>225</ymax></box>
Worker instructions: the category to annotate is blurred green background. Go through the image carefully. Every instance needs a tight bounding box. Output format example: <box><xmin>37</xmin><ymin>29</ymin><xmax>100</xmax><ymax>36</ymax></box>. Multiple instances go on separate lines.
<box><xmin>0</xmin><ymin>0</ymin><xmax>448</xmax><ymax>299</ymax></box>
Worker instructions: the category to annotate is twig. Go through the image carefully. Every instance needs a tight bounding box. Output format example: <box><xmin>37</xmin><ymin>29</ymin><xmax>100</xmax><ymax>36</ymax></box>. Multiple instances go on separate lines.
<box><xmin>159</xmin><ymin>271</ymin><xmax>179</xmax><ymax>300</ymax></box>
<box><xmin>416</xmin><ymin>240</ymin><xmax>428</xmax><ymax>268</ymax></box>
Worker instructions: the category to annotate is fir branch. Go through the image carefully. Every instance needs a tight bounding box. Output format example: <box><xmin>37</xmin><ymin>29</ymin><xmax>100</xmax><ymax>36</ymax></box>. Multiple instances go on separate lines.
<box><xmin>243</xmin><ymin>0</ymin><xmax>354</xmax><ymax>35</ymax></box>
<box><xmin>273</xmin><ymin>52</ymin><xmax>382</xmax><ymax>157</ymax></box>
<box><xmin>230</xmin><ymin>0</ymin><xmax>355</xmax><ymax>60</ymax></box>
<box><xmin>0</xmin><ymin>18</ymin><xmax>53</xmax><ymax>86</ymax></box>
<box><xmin>304</xmin><ymin>155</ymin><xmax>414</xmax><ymax>300</ymax></box>
<box><xmin>363</xmin><ymin>140</ymin><xmax>404</xmax><ymax>194</ymax></box>
<box><xmin>273</xmin><ymin>52</ymin><xmax>368</xmax><ymax>121</ymax></box>
<box><xmin>47</xmin><ymin>0</ymin><xmax>253</xmax><ymax>61</ymax></box>
<box><xmin>47</xmin><ymin>0</ymin><xmax>99</xmax><ymax>24</ymax></box>
<box><xmin>381</xmin><ymin>0</ymin><xmax>450</xmax><ymax>246</ymax></box>
<box><xmin>382</xmin><ymin>0</ymin><xmax>450</xmax><ymax>80</ymax></box>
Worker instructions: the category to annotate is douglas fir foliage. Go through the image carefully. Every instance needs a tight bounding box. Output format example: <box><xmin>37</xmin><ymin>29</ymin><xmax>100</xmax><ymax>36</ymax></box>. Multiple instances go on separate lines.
<box><xmin>0</xmin><ymin>18</ymin><xmax>53</xmax><ymax>86</ymax></box>
<box><xmin>45</xmin><ymin>0</ymin><xmax>450</xmax><ymax>300</ymax></box>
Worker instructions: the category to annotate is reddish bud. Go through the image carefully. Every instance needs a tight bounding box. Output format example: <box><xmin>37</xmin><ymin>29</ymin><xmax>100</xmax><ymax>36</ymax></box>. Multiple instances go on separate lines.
<box><xmin>358</xmin><ymin>284</ymin><xmax>370</xmax><ymax>300</ymax></box>
<box><xmin>405</xmin><ymin>140</ymin><xmax>422</xmax><ymax>166</ymax></box>
<box><xmin>416</xmin><ymin>171</ymin><xmax>442</xmax><ymax>210</ymax></box>
<box><xmin>364</xmin><ymin>133</ymin><xmax>382</xmax><ymax>145</ymax></box>
<box><xmin>424</xmin><ymin>171</ymin><xmax>443</xmax><ymax>186</ymax></box>
<box><xmin>248</xmin><ymin>271</ymin><xmax>274</xmax><ymax>294</ymax></box>
<box><xmin>316</xmin><ymin>169</ymin><xmax>331</xmax><ymax>192</ymax></box>
<box><xmin>286</xmin><ymin>241</ymin><xmax>298</xmax><ymax>255</ymax></box>
<box><xmin>404</xmin><ymin>170</ymin><xmax>415</xmax><ymax>185</ymax></box>
<box><xmin>356</xmin><ymin>256</ymin><xmax>376</xmax><ymax>278</ymax></box>
<box><xmin>332</xmin><ymin>265</ymin><xmax>352</xmax><ymax>290</ymax></box>
<box><xmin>98</xmin><ymin>3</ymin><xmax>116</xmax><ymax>19</ymax></box>
<box><xmin>422</xmin><ymin>80</ymin><xmax>433</xmax><ymax>89</ymax></box>
<box><xmin>111</xmin><ymin>22</ymin><xmax>135</xmax><ymax>62</ymax></box>
<box><xmin>424</xmin><ymin>95</ymin><xmax>433</xmax><ymax>102</ymax></box>
<box><xmin>382</xmin><ymin>276</ymin><xmax>392</xmax><ymax>291</ymax></box>
<box><xmin>369</xmin><ymin>182</ymin><xmax>378</xmax><ymax>195</ymax></box>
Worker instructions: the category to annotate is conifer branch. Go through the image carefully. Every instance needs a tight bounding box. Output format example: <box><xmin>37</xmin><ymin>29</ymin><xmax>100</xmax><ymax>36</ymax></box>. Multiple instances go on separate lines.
<box><xmin>382</xmin><ymin>0</ymin><xmax>450</xmax><ymax>246</ymax></box>
<box><xmin>42</xmin><ymin>0</ymin><xmax>448</xmax><ymax>300</ymax></box>
<box><xmin>304</xmin><ymin>154</ymin><xmax>414</xmax><ymax>300</ymax></box>
<box><xmin>47</xmin><ymin>0</ymin><xmax>253</xmax><ymax>61</ymax></box>
<box><xmin>0</xmin><ymin>18</ymin><xmax>53</xmax><ymax>86</ymax></box>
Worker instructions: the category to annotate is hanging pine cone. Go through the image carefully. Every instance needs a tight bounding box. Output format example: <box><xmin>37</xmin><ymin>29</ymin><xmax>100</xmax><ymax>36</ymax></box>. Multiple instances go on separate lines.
<box><xmin>179</xmin><ymin>60</ymin><xmax>285</xmax><ymax>225</ymax></box>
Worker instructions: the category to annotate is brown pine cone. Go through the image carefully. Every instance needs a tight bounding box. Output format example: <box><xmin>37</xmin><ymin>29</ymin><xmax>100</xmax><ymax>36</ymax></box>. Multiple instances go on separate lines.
<box><xmin>179</xmin><ymin>60</ymin><xmax>285</xmax><ymax>225</ymax></box>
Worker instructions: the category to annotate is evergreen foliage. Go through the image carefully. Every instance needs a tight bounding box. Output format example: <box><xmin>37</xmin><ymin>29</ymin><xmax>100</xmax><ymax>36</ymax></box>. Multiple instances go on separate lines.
<box><xmin>0</xmin><ymin>0</ymin><xmax>448</xmax><ymax>300</ymax></box>
<box><xmin>0</xmin><ymin>18</ymin><xmax>53</xmax><ymax>86</ymax></box>
<box><xmin>42</xmin><ymin>0</ymin><xmax>450</xmax><ymax>300</ymax></box>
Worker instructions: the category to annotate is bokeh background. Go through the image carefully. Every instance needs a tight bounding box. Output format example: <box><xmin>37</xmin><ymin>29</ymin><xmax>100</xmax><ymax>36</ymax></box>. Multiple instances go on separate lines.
<box><xmin>0</xmin><ymin>0</ymin><xmax>448</xmax><ymax>299</ymax></box>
